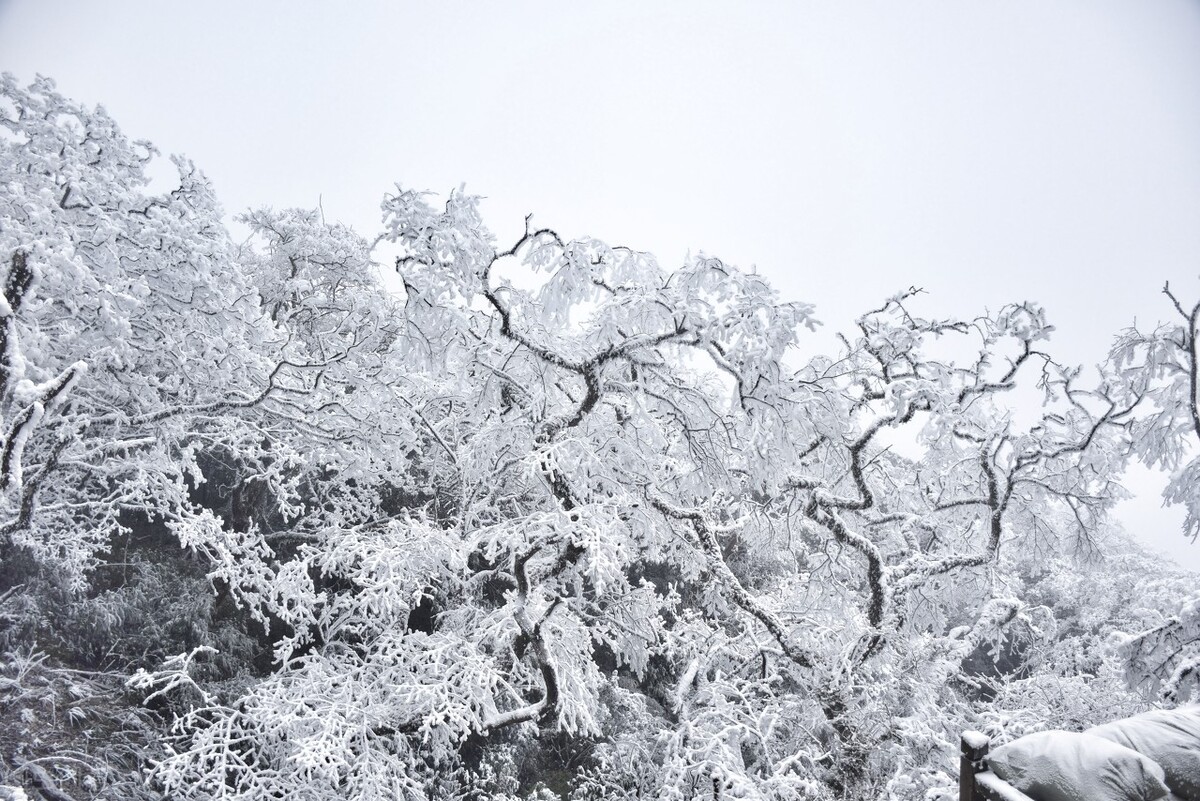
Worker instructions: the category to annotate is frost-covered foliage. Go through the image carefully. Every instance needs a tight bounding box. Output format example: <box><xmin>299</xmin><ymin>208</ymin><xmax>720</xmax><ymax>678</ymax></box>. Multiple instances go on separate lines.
<box><xmin>1101</xmin><ymin>288</ymin><xmax>1200</xmax><ymax>707</ymax></box>
<box><xmin>0</xmin><ymin>77</ymin><xmax>1197</xmax><ymax>801</ymax></box>
<box><xmin>0</xmin><ymin>649</ymin><xmax>161</xmax><ymax>801</ymax></box>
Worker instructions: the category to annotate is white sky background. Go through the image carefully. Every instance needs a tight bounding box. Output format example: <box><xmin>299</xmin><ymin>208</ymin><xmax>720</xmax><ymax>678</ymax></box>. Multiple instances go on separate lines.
<box><xmin>3</xmin><ymin>0</ymin><xmax>1200</xmax><ymax>569</ymax></box>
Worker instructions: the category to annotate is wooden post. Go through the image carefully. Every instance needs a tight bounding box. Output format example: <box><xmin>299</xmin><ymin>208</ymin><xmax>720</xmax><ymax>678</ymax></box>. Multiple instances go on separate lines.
<box><xmin>960</xmin><ymin>731</ymin><xmax>990</xmax><ymax>801</ymax></box>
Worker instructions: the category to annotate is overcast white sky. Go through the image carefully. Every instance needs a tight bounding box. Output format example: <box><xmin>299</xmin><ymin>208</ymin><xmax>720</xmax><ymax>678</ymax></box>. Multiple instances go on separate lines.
<box><xmin>3</xmin><ymin>0</ymin><xmax>1200</xmax><ymax>568</ymax></box>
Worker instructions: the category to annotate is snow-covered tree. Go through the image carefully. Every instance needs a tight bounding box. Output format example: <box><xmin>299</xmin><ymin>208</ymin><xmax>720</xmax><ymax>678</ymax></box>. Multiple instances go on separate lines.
<box><xmin>0</xmin><ymin>74</ymin><xmax>283</xmax><ymax>585</ymax></box>
<box><xmin>1</xmin><ymin>77</ymin><xmax>1196</xmax><ymax>801</ymax></box>
<box><xmin>140</xmin><ymin>186</ymin><xmax>1182</xmax><ymax>800</ymax></box>
<box><xmin>1099</xmin><ymin>284</ymin><xmax>1200</xmax><ymax>708</ymax></box>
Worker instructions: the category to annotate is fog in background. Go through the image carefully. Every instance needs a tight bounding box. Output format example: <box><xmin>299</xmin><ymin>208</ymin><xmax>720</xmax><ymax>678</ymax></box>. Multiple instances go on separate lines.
<box><xmin>3</xmin><ymin>0</ymin><xmax>1199</xmax><ymax>569</ymax></box>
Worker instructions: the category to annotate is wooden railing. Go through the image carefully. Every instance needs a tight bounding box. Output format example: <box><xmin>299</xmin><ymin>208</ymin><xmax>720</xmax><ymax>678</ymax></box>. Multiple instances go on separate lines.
<box><xmin>959</xmin><ymin>732</ymin><xmax>1034</xmax><ymax>801</ymax></box>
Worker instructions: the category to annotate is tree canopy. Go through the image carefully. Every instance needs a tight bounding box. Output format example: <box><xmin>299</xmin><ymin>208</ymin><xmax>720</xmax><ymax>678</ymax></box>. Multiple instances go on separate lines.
<box><xmin>0</xmin><ymin>75</ymin><xmax>1197</xmax><ymax>801</ymax></box>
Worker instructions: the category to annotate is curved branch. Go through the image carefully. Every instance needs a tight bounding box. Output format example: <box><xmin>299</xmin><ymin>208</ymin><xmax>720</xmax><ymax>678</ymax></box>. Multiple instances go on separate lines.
<box><xmin>0</xmin><ymin>361</ymin><xmax>85</xmax><ymax>494</ymax></box>
<box><xmin>649</xmin><ymin>495</ymin><xmax>815</xmax><ymax>669</ymax></box>
<box><xmin>0</xmin><ymin>250</ymin><xmax>36</xmax><ymax>396</ymax></box>
<box><xmin>482</xmin><ymin>546</ymin><xmax>560</xmax><ymax>732</ymax></box>
<box><xmin>16</xmin><ymin>760</ymin><xmax>79</xmax><ymax>801</ymax></box>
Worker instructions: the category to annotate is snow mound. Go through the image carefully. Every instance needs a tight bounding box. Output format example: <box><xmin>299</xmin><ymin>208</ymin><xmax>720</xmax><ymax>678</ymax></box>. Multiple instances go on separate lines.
<box><xmin>988</xmin><ymin>730</ymin><xmax>1169</xmax><ymax>801</ymax></box>
<box><xmin>1087</xmin><ymin>705</ymin><xmax>1200</xmax><ymax>801</ymax></box>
